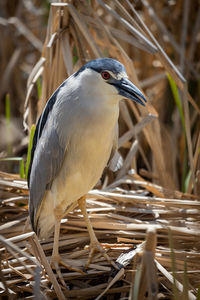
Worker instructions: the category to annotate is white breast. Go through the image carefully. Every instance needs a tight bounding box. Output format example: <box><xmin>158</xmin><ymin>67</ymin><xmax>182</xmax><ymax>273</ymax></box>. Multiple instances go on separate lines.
<box><xmin>53</xmin><ymin>102</ymin><xmax>119</xmax><ymax>209</ymax></box>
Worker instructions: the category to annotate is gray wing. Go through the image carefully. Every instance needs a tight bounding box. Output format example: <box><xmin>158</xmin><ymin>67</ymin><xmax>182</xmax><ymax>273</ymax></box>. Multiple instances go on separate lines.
<box><xmin>27</xmin><ymin>80</ymin><xmax>66</xmax><ymax>188</ymax></box>
<box><xmin>108</xmin><ymin>123</ymin><xmax>123</xmax><ymax>172</ymax></box>
<box><xmin>28</xmin><ymin>82</ymin><xmax>68</xmax><ymax>232</ymax></box>
<box><xmin>29</xmin><ymin>118</ymin><xmax>66</xmax><ymax>231</ymax></box>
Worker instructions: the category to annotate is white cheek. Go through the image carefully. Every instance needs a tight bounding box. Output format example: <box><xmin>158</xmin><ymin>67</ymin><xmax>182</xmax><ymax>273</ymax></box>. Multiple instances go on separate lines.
<box><xmin>104</xmin><ymin>82</ymin><xmax>118</xmax><ymax>96</ymax></box>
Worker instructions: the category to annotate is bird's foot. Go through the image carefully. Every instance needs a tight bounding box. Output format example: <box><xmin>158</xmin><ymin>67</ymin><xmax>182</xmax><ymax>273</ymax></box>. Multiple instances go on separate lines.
<box><xmin>50</xmin><ymin>255</ymin><xmax>66</xmax><ymax>287</ymax></box>
<box><xmin>85</xmin><ymin>239</ymin><xmax>118</xmax><ymax>270</ymax></box>
<box><xmin>50</xmin><ymin>255</ymin><xmax>85</xmax><ymax>285</ymax></box>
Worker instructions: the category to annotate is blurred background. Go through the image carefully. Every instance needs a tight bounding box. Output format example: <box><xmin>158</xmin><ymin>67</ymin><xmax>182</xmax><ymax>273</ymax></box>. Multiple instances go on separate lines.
<box><xmin>0</xmin><ymin>0</ymin><xmax>199</xmax><ymax>195</ymax></box>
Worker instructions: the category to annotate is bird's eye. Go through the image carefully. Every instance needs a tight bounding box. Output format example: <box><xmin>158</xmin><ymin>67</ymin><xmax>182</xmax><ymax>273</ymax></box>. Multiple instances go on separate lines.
<box><xmin>101</xmin><ymin>71</ymin><xmax>110</xmax><ymax>80</ymax></box>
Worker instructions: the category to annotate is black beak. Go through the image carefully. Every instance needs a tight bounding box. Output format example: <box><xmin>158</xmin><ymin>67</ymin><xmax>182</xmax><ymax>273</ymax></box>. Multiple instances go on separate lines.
<box><xmin>110</xmin><ymin>78</ymin><xmax>147</xmax><ymax>106</ymax></box>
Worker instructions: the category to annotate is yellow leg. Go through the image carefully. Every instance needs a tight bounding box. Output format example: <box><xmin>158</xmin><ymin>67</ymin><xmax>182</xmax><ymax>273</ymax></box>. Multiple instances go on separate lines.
<box><xmin>78</xmin><ymin>197</ymin><xmax>117</xmax><ymax>269</ymax></box>
<box><xmin>52</xmin><ymin>201</ymin><xmax>78</xmax><ymax>259</ymax></box>
<box><xmin>51</xmin><ymin>215</ymin><xmax>67</xmax><ymax>286</ymax></box>
<box><xmin>50</xmin><ymin>203</ymin><xmax>85</xmax><ymax>285</ymax></box>
<box><xmin>52</xmin><ymin>215</ymin><xmax>61</xmax><ymax>259</ymax></box>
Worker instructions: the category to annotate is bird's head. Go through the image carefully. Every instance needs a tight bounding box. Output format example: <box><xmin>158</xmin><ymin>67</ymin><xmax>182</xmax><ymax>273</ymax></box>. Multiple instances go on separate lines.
<box><xmin>74</xmin><ymin>58</ymin><xmax>147</xmax><ymax>106</ymax></box>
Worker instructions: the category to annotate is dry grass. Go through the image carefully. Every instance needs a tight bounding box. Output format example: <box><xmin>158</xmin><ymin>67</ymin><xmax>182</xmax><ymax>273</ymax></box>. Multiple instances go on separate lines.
<box><xmin>0</xmin><ymin>171</ymin><xmax>199</xmax><ymax>299</ymax></box>
<box><xmin>0</xmin><ymin>1</ymin><xmax>200</xmax><ymax>299</ymax></box>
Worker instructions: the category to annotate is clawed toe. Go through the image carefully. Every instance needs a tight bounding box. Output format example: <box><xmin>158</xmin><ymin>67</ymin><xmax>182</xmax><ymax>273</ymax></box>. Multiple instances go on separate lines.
<box><xmin>50</xmin><ymin>255</ymin><xmax>85</xmax><ymax>276</ymax></box>
<box><xmin>85</xmin><ymin>240</ymin><xmax>118</xmax><ymax>270</ymax></box>
<box><xmin>50</xmin><ymin>256</ymin><xmax>85</xmax><ymax>287</ymax></box>
<box><xmin>50</xmin><ymin>255</ymin><xmax>66</xmax><ymax>287</ymax></box>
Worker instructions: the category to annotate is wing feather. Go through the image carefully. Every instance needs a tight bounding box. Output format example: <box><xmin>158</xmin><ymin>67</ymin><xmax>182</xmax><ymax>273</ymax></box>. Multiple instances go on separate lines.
<box><xmin>108</xmin><ymin>123</ymin><xmax>123</xmax><ymax>172</ymax></box>
<box><xmin>27</xmin><ymin>81</ymin><xmax>66</xmax><ymax>187</ymax></box>
<box><xmin>28</xmin><ymin>82</ymin><xmax>67</xmax><ymax>231</ymax></box>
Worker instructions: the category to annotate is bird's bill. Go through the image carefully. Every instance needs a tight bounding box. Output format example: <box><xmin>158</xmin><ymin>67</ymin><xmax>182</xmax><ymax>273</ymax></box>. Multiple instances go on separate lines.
<box><xmin>112</xmin><ymin>78</ymin><xmax>147</xmax><ymax>106</ymax></box>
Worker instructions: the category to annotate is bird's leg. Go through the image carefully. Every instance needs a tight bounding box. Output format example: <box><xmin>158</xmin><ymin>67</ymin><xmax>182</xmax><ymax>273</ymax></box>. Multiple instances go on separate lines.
<box><xmin>78</xmin><ymin>197</ymin><xmax>117</xmax><ymax>269</ymax></box>
<box><xmin>51</xmin><ymin>203</ymin><xmax>77</xmax><ymax>264</ymax></box>
<box><xmin>51</xmin><ymin>213</ymin><xmax>61</xmax><ymax>261</ymax></box>
<box><xmin>50</xmin><ymin>207</ymin><xmax>85</xmax><ymax>284</ymax></box>
<box><xmin>50</xmin><ymin>214</ymin><xmax>67</xmax><ymax>286</ymax></box>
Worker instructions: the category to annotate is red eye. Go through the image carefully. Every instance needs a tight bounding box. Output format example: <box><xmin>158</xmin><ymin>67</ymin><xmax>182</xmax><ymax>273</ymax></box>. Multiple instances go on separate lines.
<box><xmin>101</xmin><ymin>71</ymin><xmax>110</xmax><ymax>80</ymax></box>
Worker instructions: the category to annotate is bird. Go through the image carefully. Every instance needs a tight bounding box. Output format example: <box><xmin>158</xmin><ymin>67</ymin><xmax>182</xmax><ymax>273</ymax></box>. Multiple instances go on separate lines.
<box><xmin>28</xmin><ymin>58</ymin><xmax>146</xmax><ymax>272</ymax></box>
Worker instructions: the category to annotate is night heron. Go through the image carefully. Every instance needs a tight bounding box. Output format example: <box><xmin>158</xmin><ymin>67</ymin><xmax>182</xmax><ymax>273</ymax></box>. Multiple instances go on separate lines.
<box><xmin>28</xmin><ymin>58</ymin><xmax>146</xmax><ymax>272</ymax></box>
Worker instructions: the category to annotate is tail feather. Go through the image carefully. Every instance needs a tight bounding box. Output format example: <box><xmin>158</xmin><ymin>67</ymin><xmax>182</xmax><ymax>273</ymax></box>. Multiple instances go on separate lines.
<box><xmin>36</xmin><ymin>213</ymin><xmax>55</xmax><ymax>239</ymax></box>
<box><xmin>29</xmin><ymin>195</ymin><xmax>56</xmax><ymax>240</ymax></box>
